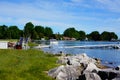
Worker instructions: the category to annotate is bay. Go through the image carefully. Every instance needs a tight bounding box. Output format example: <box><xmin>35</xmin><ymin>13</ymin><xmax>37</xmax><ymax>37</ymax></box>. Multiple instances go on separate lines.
<box><xmin>42</xmin><ymin>41</ymin><xmax>120</xmax><ymax>67</ymax></box>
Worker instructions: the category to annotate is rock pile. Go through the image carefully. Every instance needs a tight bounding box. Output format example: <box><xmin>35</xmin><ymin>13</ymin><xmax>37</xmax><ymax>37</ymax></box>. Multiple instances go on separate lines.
<box><xmin>48</xmin><ymin>53</ymin><xmax>120</xmax><ymax>80</ymax></box>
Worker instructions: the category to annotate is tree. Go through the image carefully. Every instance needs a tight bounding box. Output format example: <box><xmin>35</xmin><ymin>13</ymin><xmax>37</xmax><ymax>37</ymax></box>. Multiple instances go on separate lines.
<box><xmin>88</xmin><ymin>31</ymin><xmax>100</xmax><ymax>41</ymax></box>
<box><xmin>44</xmin><ymin>27</ymin><xmax>53</xmax><ymax>38</ymax></box>
<box><xmin>0</xmin><ymin>25</ymin><xmax>8</xmax><ymax>39</ymax></box>
<box><xmin>35</xmin><ymin>25</ymin><xmax>44</xmax><ymax>34</ymax></box>
<box><xmin>51</xmin><ymin>32</ymin><xmax>62</xmax><ymax>40</ymax></box>
<box><xmin>34</xmin><ymin>25</ymin><xmax>44</xmax><ymax>39</ymax></box>
<box><xmin>24</xmin><ymin>22</ymin><xmax>34</xmax><ymax>38</ymax></box>
<box><xmin>7</xmin><ymin>26</ymin><xmax>21</xmax><ymax>39</ymax></box>
<box><xmin>78</xmin><ymin>30</ymin><xmax>86</xmax><ymax>40</ymax></box>
<box><xmin>110</xmin><ymin>32</ymin><xmax>118</xmax><ymax>40</ymax></box>
<box><xmin>32</xmin><ymin>29</ymin><xmax>38</xmax><ymax>39</ymax></box>
<box><xmin>101</xmin><ymin>31</ymin><xmax>111</xmax><ymax>41</ymax></box>
<box><xmin>63</xmin><ymin>27</ymin><xmax>79</xmax><ymax>39</ymax></box>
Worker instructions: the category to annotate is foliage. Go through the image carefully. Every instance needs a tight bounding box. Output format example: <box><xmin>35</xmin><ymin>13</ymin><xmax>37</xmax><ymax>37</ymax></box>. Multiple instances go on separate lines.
<box><xmin>0</xmin><ymin>49</ymin><xmax>58</xmax><ymax>80</ymax></box>
<box><xmin>0</xmin><ymin>22</ymin><xmax>118</xmax><ymax>41</ymax></box>
<box><xmin>88</xmin><ymin>31</ymin><xmax>101</xmax><ymax>41</ymax></box>
<box><xmin>34</xmin><ymin>26</ymin><xmax>45</xmax><ymax>39</ymax></box>
<box><xmin>0</xmin><ymin>25</ymin><xmax>8</xmax><ymax>39</ymax></box>
<box><xmin>100</xmin><ymin>31</ymin><xmax>118</xmax><ymax>41</ymax></box>
<box><xmin>44</xmin><ymin>27</ymin><xmax>53</xmax><ymax>39</ymax></box>
<box><xmin>7</xmin><ymin>26</ymin><xmax>21</xmax><ymax>39</ymax></box>
<box><xmin>24</xmin><ymin>22</ymin><xmax>34</xmax><ymax>38</ymax></box>
<box><xmin>110</xmin><ymin>32</ymin><xmax>118</xmax><ymax>40</ymax></box>
<box><xmin>78</xmin><ymin>31</ymin><xmax>86</xmax><ymax>40</ymax></box>
<box><xmin>63</xmin><ymin>27</ymin><xmax>79</xmax><ymax>39</ymax></box>
<box><xmin>28</xmin><ymin>42</ymin><xmax>38</xmax><ymax>47</ymax></box>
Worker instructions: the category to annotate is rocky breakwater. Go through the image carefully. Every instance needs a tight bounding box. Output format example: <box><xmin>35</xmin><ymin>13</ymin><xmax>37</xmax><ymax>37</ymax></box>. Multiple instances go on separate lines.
<box><xmin>48</xmin><ymin>53</ymin><xmax>120</xmax><ymax>80</ymax></box>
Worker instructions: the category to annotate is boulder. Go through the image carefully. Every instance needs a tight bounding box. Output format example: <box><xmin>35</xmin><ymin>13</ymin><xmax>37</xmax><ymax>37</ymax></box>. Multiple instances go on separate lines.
<box><xmin>98</xmin><ymin>69</ymin><xmax>120</xmax><ymax>80</ymax></box>
<box><xmin>115</xmin><ymin>65</ymin><xmax>120</xmax><ymax>71</ymax></box>
<box><xmin>83</xmin><ymin>63</ymin><xmax>100</xmax><ymax>74</ymax></box>
<box><xmin>48</xmin><ymin>65</ymin><xmax>65</xmax><ymax>78</ymax></box>
<box><xmin>48</xmin><ymin>53</ymin><xmax>120</xmax><ymax>80</ymax></box>
<box><xmin>48</xmin><ymin>65</ymin><xmax>84</xmax><ymax>80</ymax></box>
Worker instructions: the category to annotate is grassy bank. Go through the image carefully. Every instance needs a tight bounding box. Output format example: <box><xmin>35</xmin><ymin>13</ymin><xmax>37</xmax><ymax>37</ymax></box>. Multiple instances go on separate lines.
<box><xmin>0</xmin><ymin>49</ymin><xmax>58</xmax><ymax>80</ymax></box>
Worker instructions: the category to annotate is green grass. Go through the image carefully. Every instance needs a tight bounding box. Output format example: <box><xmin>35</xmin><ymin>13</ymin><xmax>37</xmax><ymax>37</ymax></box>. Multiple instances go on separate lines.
<box><xmin>0</xmin><ymin>39</ymin><xmax>17</xmax><ymax>42</ymax></box>
<box><xmin>0</xmin><ymin>49</ymin><xmax>58</xmax><ymax>80</ymax></box>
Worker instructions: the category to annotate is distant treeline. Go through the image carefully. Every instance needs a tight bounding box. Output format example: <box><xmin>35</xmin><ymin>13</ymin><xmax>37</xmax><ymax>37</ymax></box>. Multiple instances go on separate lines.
<box><xmin>63</xmin><ymin>27</ymin><xmax>118</xmax><ymax>41</ymax></box>
<box><xmin>0</xmin><ymin>22</ymin><xmax>118</xmax><ymax>41</ymax></box>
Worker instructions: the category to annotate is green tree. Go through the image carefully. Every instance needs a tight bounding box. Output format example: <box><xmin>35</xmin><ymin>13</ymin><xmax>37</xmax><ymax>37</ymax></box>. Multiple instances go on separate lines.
<box><xmin>24</xmin><ymin>22</ymin><xmax>34</xmax><ymax>38</ymax></box>
<box><xmin>7</xmin><ymin>26</ymin><xmax>21</xmax><ymax>39</ymax></box>
<box><xmin>89</xmin><ymin>31</ymin><xmax>100</xmax><ymax>41</ymax></box>
<box><xmin>0</xmin><ymin>25</ymin><xmax>8</xmax><ymax>39</ymax></box>
<box><xmin>35</xmin><ymin>25</ymin><xmax>44</xmax><ymax>34</ymax></box>
<box><xmin>44</xmin><ymin>27</ymin><xmax>53</xmax><ymax>38</ymax></box>
<box><xmin>110</xmin><ymin>32</ymin><xmax>118</xmax><ymax>40</ymax></box>
<box><xmin>51</xmin><ymin>32</ymin><xmax>62</xmax><ymax>40</ymax></box>
<box><xmin>78</xmin><ymin>30</ymin><xmax>86</xmax><ymax>40</ymax></box>
<box><xmin>101</xmin><ymin>31</ymin><xmax>111</xmax><ymax>41</ymax></box>
<box><xmin>32</xmin><ymin>29</ymin><xmax>38</xmax><ymax>39</ymax></box>
<box><xmin>34</xmin><ymin>26</ymin><xmax>44</xmax><ymax>39</ymax></box>
<box><xmin>63</xmin><ymin>27</ymin><xmax>79</xmax><ymax>39</ymax></box>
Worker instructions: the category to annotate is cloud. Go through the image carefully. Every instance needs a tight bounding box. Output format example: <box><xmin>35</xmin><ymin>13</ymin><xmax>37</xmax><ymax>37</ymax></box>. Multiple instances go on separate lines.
<box><xmin>0</xmin><ymin>1</ymin><xmax>98</xmax><ymax>26</ymax></box>
<box><xmin>0</xmin><ymin>0</ymin><xmax>120</xmax><ymax>37</ymax></box>
<box><xmin>96</xmin><ymin>0</ymin><xmax>120</xmax><ymax>13</ymax></box>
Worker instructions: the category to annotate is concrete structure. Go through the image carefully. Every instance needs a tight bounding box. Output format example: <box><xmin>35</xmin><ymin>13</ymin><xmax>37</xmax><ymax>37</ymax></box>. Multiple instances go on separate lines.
<box><xmin>0</xmin><ymin>41</ymin><xmax>8</xmax><ymax>49</ymax></box>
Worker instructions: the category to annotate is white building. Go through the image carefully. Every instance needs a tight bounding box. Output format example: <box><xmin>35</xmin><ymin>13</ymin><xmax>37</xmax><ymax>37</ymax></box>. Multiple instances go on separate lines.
<box><xmin>0</xmin><ymin>41</ymin><xmax>8</xmax><ymax>49</ymax></box>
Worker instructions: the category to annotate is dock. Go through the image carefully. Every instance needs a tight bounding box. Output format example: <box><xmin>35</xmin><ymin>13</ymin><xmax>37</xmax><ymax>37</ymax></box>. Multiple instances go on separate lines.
<box><xmin>63</xmin><ymin>44</ymin><xmax>120</xmax><ymax>49</ymax></box>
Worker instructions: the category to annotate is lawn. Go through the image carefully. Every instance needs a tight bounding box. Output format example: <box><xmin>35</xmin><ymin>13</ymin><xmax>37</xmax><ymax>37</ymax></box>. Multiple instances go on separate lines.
<box><xmin>0</xmin><ymin>49</ymin><xmax>58</xmax><ymax>80</ymax></box>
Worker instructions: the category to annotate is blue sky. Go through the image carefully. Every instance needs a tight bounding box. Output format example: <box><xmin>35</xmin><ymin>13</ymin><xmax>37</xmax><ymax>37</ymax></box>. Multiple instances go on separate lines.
<box><xmin>0</xmin><ymin>0</ymin><xmax>120</xmax><ymax>38</ymax></box>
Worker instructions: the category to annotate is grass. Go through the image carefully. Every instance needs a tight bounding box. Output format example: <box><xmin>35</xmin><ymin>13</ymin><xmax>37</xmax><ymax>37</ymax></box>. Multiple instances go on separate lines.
<box><xmin>0</xmin><ymin>49</ymin><xmax>58</xmax><ymax>80</ymax></box>
<box><xmin>0</xmin><ymin>39</ymin><xmax>17</xmax><ymax>42</ymax></box>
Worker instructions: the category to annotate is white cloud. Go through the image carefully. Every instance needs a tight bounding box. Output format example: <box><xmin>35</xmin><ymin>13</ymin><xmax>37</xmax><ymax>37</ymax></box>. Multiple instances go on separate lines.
<box><xmin>0</xmin><ymin>0</ymin><xmax>120</xmax><ymax>37</ymax></box>
<box><xmin>96</xmin><ymin>0</ymin><xmax>120</xmax><ymax>12</ymax></box>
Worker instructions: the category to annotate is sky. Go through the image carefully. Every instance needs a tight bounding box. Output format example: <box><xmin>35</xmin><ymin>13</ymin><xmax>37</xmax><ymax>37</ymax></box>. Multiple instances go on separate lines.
<box><xmin>0</xmin><ymin>0</ymin><xmax>120</xmax><ymax>38</ymax></box>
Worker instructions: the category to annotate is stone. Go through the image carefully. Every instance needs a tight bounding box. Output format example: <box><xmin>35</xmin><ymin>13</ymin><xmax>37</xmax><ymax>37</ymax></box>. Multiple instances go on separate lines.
<box><xmin>48</xmin><ymin>53</ymin><xmax>120</xmax><ymax>80</ymax></box>
<box><xmin>77</xmin><ymin>73</ymin><xmax>101</xmax><ymax>80</ymax></box>
<box><xmin>48</xmin><ymin>64</ymin><xmax>84</xmax><ymax>80</ymax></box>
<box><xmin>48</xmin><ymin>65</ymin><xmax>65</xmax><ymax>78</ymax></box>
<box><xmin>115</xmin><ymin>65</ymin><xmax>120</xmax><ymax>71</ymax></box>
<box><xmin>83</xmin><ymin>63</ymin><xmax>100</xmax><ymax>74</ymax></box>
<box><xmin>98</xmin><ymin>70</ymin><xmax>118</xmax><ymax>80</ymax></box>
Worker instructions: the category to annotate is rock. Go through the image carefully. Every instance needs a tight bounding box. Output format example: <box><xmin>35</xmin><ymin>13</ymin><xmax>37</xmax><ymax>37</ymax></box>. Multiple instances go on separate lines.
<box><xmin>77</xmin><ymin>73</ymin><xmax>101</xmax><ymax>80</ymax></box>
<box><xmin>48</xmin><ymin>53</ymin><xmax>120</xmax><ymax>80</ymax></box>
<box><xmin>97</xmin><ymin>70</ymin><xmax>120</xmax><ymax>80</ymax></box>
<box><xmin>48</xmin><ymin>65</ymin><xmax>84</xmax><ymax>80</ymax></box>
<box><xmin>48</xmin><ymin>65</ymin><xmax>65</xmax><ymax>78</ymax></box>
<box><xmin>83</xmin><ymin>63</ymin><xmax>100</xmax><ymax>74</ymax></box>
<box><xmin>57</xmin><ymin>57</ymin><xmax>68</xmax><ymax>64</ymax></box>
<box><xmin>115</xmin><ymin>65</ymin><xmax>120</xmax><ymax>71</ymax></box>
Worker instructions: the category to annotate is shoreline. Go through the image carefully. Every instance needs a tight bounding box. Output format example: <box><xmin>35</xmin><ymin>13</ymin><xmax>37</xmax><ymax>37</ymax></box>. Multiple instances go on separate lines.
<box><xmin>48</xmin><ymin>53</ymin><xmax>120</xmax><ymax>80</ymax></box>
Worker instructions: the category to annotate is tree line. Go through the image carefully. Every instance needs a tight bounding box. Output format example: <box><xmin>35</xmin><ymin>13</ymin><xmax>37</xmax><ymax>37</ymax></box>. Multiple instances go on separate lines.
<box><xmin>0</xmin><ymin>22</ymin><xmax>53</xmax><ymax>40</ymax></box>
<box><xmin>63</xmin><ymin>27</ymin><xmax>118</xmax><ymax>41</ymax></box>
<box><xmin>0</xmin><ymin>22</ymin><xmax>118</xmax><ymax>41</ymax></box>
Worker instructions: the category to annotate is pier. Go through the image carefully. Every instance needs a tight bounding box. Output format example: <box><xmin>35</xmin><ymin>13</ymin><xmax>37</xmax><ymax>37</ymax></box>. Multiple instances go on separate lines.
<box><xmin>64</xmin><ymin>44</ymin><xmax>120</xmax><ymax>49</ymax></box>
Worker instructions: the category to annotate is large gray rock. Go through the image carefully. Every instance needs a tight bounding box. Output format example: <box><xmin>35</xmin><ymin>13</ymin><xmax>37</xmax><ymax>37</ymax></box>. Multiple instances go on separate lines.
<box><xmin>98</xmin><ymin>69</ymin><xmax>120</xmax><ymax>80</ymax></box>
<box><xmin>48</xmin><ymin>53</ymin><xmax>120</xmax><ymax>80</ymax></box>
<box><xmin>57</xmin><ymin>53</ymin><xmax>97</xmax><ymax>65</ymax></box>
<box><xmin>77</xmin><ymin>73</ymin><xmax>101</xmax><ymax>80</ymax></box>
<box><xmin>48</xmin><ymin>65</ymin><xmax>65</xmax><ymax>78</ymax></box>
<box><xmin>83</xmin><ymin>63</ymin><xmax>100</xmax><ymax>74</ymax></box>
<box><xmin>48</xmin><ymin>65</ymin><xmax>84</xmax><ymax>80</ymax></box>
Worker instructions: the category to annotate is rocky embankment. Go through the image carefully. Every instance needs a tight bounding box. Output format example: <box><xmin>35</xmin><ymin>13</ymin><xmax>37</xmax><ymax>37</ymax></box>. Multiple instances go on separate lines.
<box><xmin>48</xmin><ymin>53</ymin><xmax>120</xmax><ymax>80</ymax></box>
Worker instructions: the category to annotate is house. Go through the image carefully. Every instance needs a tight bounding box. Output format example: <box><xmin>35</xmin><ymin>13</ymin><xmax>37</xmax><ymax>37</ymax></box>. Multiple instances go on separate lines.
<box><xmin>0</xmin><ymin>41</ymin><xmax>8</xmax><ymax>49</ymax></box>
<box><xmin>63</xmin><ymin>37</ymin><xmax>76</xmax><ymax>40</ymax></box>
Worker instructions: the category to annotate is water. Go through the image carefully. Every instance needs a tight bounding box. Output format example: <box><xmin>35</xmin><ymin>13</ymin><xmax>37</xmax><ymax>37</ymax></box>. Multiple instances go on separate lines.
<box><xmin>42</xmin><ymin>41</ymin><xmax>120</xmax><ymax>67</ymax></box>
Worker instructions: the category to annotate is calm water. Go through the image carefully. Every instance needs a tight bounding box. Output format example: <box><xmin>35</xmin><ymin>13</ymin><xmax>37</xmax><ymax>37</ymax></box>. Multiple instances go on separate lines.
<box><xmin>42</xmin><ymin>41</ymin><xmax>120</xmax><ymax>67</ymax></box>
